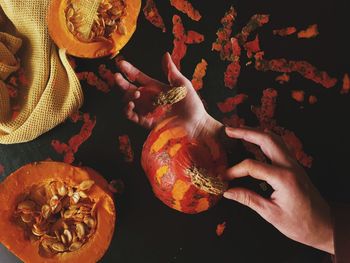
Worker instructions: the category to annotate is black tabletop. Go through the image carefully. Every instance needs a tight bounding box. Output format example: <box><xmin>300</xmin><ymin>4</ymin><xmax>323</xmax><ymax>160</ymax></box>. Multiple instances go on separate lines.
<box><xmin>1</xmin><ymin>0</ymin><xmax>350</xmax><ymax>262</ymax></box>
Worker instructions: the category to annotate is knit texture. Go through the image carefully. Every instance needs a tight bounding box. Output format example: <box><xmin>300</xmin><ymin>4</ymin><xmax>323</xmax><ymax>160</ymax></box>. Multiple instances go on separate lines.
<box><xmin>0</xmin><ymin>0</ymin><xmax>83</xmax><ymax>144</ymax></box>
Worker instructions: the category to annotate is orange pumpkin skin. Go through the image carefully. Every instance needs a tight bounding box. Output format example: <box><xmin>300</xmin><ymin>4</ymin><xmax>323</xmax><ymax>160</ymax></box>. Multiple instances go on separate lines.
<box><xmin>141</xmin><ymin>117</ymin><xmax>227</xmax><ymax>214</ymax></box>
<box><xmin>47</xmin><ymin>0</ymin><xmax>141</xmax><ymax>58</ymax></box>
<box><xmin>0</xmin><ymin>161</ymin><xmax>116</xmax><ymax>263</ymax></box>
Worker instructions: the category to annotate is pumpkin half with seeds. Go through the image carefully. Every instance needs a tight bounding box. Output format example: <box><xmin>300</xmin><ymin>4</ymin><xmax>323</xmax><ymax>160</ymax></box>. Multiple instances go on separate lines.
<box><xmin>141</xmin><ymin>87</ymin><xmax>228</xmax><ymax>214</ymax></box>
<box><xmin>47</xmin><ymin>0</ymin><xmax>141</xmax><ymax>58</ymax></box>
<box><xmin>0</xmin><ymin>161</ymin><xmax>116</xmax><ymax>263</ymax></box>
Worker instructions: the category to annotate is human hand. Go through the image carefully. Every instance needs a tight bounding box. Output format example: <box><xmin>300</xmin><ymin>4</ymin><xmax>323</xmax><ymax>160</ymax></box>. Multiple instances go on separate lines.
<box><xmin>223</xmin><ymin>126</ymin><xmax>334</xmax><ymax>254</ymax></box>
<box><xmin>115</xmin><ymin>52</ymin><xmax>221</xmax><ymax>137</ymax></box>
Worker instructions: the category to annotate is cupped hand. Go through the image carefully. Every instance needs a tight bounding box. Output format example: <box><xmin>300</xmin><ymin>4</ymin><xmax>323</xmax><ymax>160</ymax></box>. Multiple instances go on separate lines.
<box><xmin>115</xmin><ymin>52</ymin><xmax>222</xmax><ymax>137</ymax></box>
<box><xmin>223</xmin><ymin>126</ymin><xmax>334</xmax><ymax>254</ymax></box>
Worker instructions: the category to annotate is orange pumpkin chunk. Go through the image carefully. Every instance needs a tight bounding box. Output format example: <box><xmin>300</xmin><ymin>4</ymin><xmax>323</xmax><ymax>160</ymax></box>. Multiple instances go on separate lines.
<box><xmin>0</xmin><ymin>162</ymin><xmax>116</xmax><ymax>263</ymax></box>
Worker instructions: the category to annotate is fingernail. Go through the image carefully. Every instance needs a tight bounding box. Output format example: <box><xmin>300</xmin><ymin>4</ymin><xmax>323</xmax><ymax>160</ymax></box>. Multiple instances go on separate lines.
<box><xmin>223</xmin><ymin>192</ymin><xmax>233</xmax><ymax>199</ymax></box>
<box><xmin>225</xmin><ymin>126</ymin><xmax>234</xmax><ymax>134</ymax></box>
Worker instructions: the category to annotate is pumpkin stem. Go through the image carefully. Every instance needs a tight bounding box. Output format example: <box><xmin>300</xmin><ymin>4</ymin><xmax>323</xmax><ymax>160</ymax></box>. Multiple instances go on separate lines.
<box><xmin>154</xmin><ymin>86</ymin><xmax>187</xmax><ymax>106</ymax></box>
<box><xmin>186</xmin><ymin>166</ymin><xmax>227</xmax><ymax>195</ymax></box>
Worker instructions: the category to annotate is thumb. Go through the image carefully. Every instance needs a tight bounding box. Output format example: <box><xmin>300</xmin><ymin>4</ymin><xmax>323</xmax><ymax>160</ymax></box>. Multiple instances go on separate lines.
<box><xmin>162</xmin><ymin>52</ymin><xmax>188</xmax><ymax>87</ymax></box>
<box><xmin>224</xmin><ymin>187</ymin><xmax>272</xmax><ymax>220</ymax></box>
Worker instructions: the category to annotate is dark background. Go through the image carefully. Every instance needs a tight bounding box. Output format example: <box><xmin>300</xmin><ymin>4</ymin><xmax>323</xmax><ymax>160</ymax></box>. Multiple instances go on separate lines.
<box><xmin>1</xmin><ymin>0</ymin><xmax>350</xmax><ymax>262</ymax></box>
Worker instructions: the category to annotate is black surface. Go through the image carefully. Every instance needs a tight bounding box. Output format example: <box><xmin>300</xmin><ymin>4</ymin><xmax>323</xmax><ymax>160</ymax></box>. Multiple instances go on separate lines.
<box><xmin>1</xmin><ymin>0</ymin><xmax>350</xmax><ymax>262</ymax></box>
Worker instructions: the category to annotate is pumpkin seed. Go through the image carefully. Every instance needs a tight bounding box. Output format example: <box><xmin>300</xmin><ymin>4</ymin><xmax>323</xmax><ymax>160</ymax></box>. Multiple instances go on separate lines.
<box><xmin>41</xmin><ymin>205</ymin><xmax>51</xmax><ymax>219</ymax></box>
<box><xmin>17</xmin><ymin>200</ymin><xmax>36</xmax><ymax>212</ymax></box>
<box><xmin>51</xmin><ymin>242</ymin><xmax>65</xmax><ymax>252</ymax></box>
<box><xmin>64</xmin><ymin>229</ymin><xmax>73</xmax><ymax>243</ymax></box>
<box><xmin>69</xmin><ymin>241</ymin><xmax>82</xmax><ymax>251</ymax></box>
<box><xmin>75</xmin><ymin>222</ymin><xmax>85</xmax><ymax>239</ymax></box>
<box><xmin>117</xmin><ymin>22</ymin><xmax>127</xmax><ymax>35</ymax></box>
<box><xmin>21</xmin><ymin>213</ymin><xmax>33</xmax><ymax>223</ymax></box>
<box><xmin>83</xmin><ymin>216</ymin><xmax>96</xmax><ymax>228</ymax></box>
<box><xmin>64</xmin><ymin>209</ymin><xmax>76</xmax><ymax>219</ymax></box>
<box><xmin>67</xmin><ymin>21</ymin><xmax>75</xmax><ymax>33</ymax></box>
<box><xmin>60</xmin><ymin>234</ymin><xmax>67</xmax><ymax>245</ymax></box>
<box><xmin>67</xmin><ymin>187</ymin><xmax>74</xmax><ymax>197</ymax></box>
<box><xmin>66</xmin><ymin>7</ymin><xmax>74</xmax><ymax>19</ymax></box>
<box><xmin>32</xmin><ymin>226</ymin><xmax>46</xmax><ymax>236</ymax></box>
<box><xmin>71</xmin><ymin>192</ymin><xmax>80</xmax><ymax>204</ymax></box>
<box><xmin>57</xmin><ymin>182</ymin><xmax>67</xmax><ymax>196</ymax></box>
<box><xmin>78</xmin><ymin>191</ymin><xmax>88</xmax><ymax>199</ymax></box>
<box><xmin>78</xmin><ymin>180</ymin><xmax>95</xmax><ymax>191</ymax></box>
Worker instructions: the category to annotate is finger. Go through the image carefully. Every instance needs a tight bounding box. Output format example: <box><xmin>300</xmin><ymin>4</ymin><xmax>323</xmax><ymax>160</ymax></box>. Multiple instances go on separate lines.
<box><xmin>225</xmin><ymin>127</ymin><xmax>294</xmax><ymax>168</ymax></box>
<box><xmin>125</xmin><ymin>102</ymin><xmax>139</xmax><ymax>123</ymax></box>
<box><xmin>123</xmin><ymin>89</ymin><xmax>141</xmax><ymax>104</ymax></box>
<box><xmin>162</xmin><ymin>52</ymin><xmax>190</xmax><ymax>87</ymax></box>
<box><xmin>117</xmin><ymin>60</ymin><xmax>162</xmax><ymax>86</ymax></box>
<box><xmin>224</xmin><ymin>159</ymin><xmax>282</xmax><ymax>190</ymax></box>
<box><xmin>115</xmin><ymin>73</ymin><xmax>137</xmax><ymax>92</ymax></box>
<box><xmin>224</xmin><ymin>187</ymin><xmax>274</xmax><ymax>222</ymax></box>
<box><xmin>139</xmin><ymin>116</ymin><xmax>154</xmax><ymax>129</ymax></box>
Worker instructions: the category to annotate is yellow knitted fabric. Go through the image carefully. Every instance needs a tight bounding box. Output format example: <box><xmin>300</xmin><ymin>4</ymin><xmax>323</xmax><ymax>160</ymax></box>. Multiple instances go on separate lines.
<box><xmin>0</xmin><ymin>0</ymin><xmax>83</xmax><ymax>144</ymax></box>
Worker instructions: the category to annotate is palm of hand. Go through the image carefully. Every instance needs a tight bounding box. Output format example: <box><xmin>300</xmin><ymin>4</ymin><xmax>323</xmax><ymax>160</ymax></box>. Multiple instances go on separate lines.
<box><xmin>115</xmin><ymin>53</ymin><xmax>209</xmax><ymax>135</ymax></box>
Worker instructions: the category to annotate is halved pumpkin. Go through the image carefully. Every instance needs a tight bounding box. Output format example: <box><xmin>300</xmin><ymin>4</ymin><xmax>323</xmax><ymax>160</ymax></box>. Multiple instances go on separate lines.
<box><xmin>0</xmin><ymin>161</ymin><xmax>116</xmax><ymax>263</ymax></box>
<box><xmin>47</xmin><ymin>0</ymin><xmax>141</xmax><ymax>58</ymax></box>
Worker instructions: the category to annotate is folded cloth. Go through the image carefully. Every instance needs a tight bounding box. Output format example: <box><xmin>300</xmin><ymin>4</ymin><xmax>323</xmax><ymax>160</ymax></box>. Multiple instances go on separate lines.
<box><xmin>0</xmin><ymin>0</ymin><xmax>83</xmax><ymax>144</ymax></box>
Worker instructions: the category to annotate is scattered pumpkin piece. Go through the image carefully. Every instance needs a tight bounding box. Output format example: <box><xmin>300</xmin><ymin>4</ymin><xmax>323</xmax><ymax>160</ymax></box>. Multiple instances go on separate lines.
<box><xmin>340</xmin><ymin>73</ymin><xmax>350</xmax><ymax>94</ymax></box>
<box><xmin>224</xmin><ymin>38</ymin><xmax>241</xmax><ymax>89</ymax></box>
<box><xmin>217</xmin><ymin>94</ymin><xmax>248</xmax><ymax>113</ymax></box>
<box><xmin>244</xmin><ymin>35</ymin><xmax>260</xmax><ymax>59</ymax></box>
<box><xmin>273</xmin><ymin>27</ymin><xmax>297</xmax><ymax>36</ymax></box>
<box><xmin>255</xmin><ymin>58</ymin><xmax>337</xmax><ymax>89</ymax></box>
<box><xmin>76</xmin><ymin>72</ymin><xmax>110</xmax><ymax>93</ymax></box>
<box><xmin>297</xmin><ymin>24</ymin><xmax>319</xmax><ymax>39</ymax></box>
<box><xmin>280</xmin><ymin>130</ymin><xmax>313</xmax><ymax>168</ymax></box>
<box><xmin>275</xmin><ymin>73</ymin><xmax>290</xmax><ymax>84</ymax></box>
<box><xmin>236</xmin><ymin>14</ymin><xmax>270</xmax><ymax>45</ymax></box>
<box><xmin>98</xmin><ymin>64</ymin><xmax>116</xmax><ymax>88</ymax></box>
<box><xmin>216</xmin><ymin>222</ymin><xmax>226</xmax><ymax>236</ymax></box>
<box><xmin>222</xmin><ymin>114</ymin><xmax>245</xmax><ymax>128</ymax></box>
<box><xmin>191</xmin><ymin>59</ymin><xmax>208</xmax><ymax>91</ymax></box>
<box><xmin>118</xmin><ymin>135</ymin><xmax>134</xmax><ymax>163</ymax></box>
<box><xmin>170</xmin><ymin>0</ymin><xmax>201</xmax><ymax>21</ymax></box>
<box><xmin>309</xmin><ymin>95</ymin><xmax>318</xmax><ymax>104</ymax></box>
<box><xmin>52</xmin><ymin>113</ymin><xmax>96</xmax><ymax>164</ymax></box>
<box><xmin>212</xmin><ymin>6</ymin><xmax>237</xmax><ymax>61</ymax></box>
<box><xmin>291</xmin><ymin>90</ymin><xmax>305</xmax><ymax>102</ymax></box>
<box><xmin>185</xmin><ymin>31</ymin><xmax>204</xmax><ymax>44</ymax></box>
<box><xmin>171</xmin><ymin>15</ymin><xmax>204</xmax><ymax>69</ymax></box>
<box><xmin>143</xmin><ymin>0</ymin><xmax>166</xmax><ymax>32</ymax></box>
<box><xmin>252</xmin><ymin>88</ymin><xmax>313</xmax><ymax>167</ymax></box>
<box><xmin>70</xmin><ymin>111</ymin><xmax>83</xmax><ymax>123</ymax></box>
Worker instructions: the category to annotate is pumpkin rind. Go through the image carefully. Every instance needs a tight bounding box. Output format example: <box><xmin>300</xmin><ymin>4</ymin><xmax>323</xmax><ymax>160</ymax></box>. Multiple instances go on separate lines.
<box><xmin>0</xmin><ymin>161</ymin><xmax>116</xmax><ymax>263</ymax></box>
<box><xmin>47</xmin><ymin>0</ymin><xmax>141</xmax><ymax>58</ymax></box>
